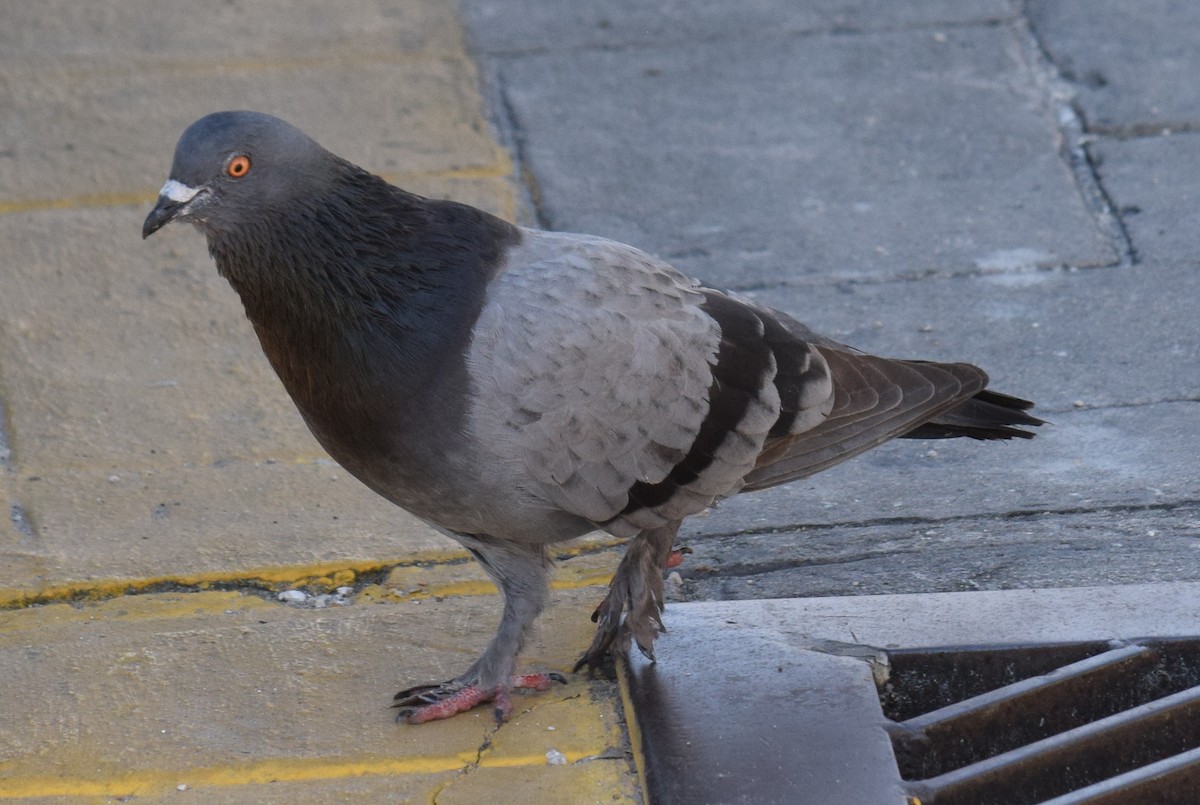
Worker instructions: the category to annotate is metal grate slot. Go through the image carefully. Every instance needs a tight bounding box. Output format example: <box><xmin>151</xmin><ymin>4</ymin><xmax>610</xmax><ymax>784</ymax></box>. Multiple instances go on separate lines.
<box><xmin>1040</xmin><ymin>745</ymin><xmax>1200</xmax><ymax>804</ymax></box>
<box><xmin>879</xmin><ymin>638</ymin><xmax>1200</xmax><ymax>805</ymax></box>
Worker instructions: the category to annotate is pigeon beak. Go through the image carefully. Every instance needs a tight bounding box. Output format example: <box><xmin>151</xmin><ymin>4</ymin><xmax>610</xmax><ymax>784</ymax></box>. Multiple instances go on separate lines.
<box><xmin>142</xmin><ymin>179</ymin><xmax>203</xmax><ymax>238</ymax></box>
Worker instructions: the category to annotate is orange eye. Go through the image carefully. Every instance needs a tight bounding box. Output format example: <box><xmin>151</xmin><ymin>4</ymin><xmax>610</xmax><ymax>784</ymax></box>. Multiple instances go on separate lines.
<box><xmin>226</xmin><ymin>154</ymin><xmax>251</xmax><ymax>178</ymax></box>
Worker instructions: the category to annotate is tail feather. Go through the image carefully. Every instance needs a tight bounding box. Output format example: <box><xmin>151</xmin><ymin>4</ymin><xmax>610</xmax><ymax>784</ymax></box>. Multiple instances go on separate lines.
<box><xmin>901</xmin><ymin>388</ymin><xmax>1044</xmax><ymax>441</ymax></box>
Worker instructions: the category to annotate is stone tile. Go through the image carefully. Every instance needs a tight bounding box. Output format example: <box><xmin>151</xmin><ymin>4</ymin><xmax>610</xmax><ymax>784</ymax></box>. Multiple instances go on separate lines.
<box><xmin>689</xmin><ymin>402</ymin><xmax>1200</xmax><ymax>537</ymax></box>
<box><xmin>750</xmin><ymin>261</ymin><xmax>1200</xmax><ymax>412</ymax></box>
<box><xmin>177</xmin><ymin>771</ymin><xmax>460</xmax><ymax>803</ymax></box>
<box><xmin>434</xmin><ymin>763</ymin><xmax>640</xmax><ymax>805</ymax></box>
<box><xmin>461</xmin><ymin>0</ymin><xmax>1017</xmax><ymax>53</ymax></box>
<box><xmin>0</xmin><ymin>474</ymin><xmax>43</xmax><ymax>591</ymax></box>
<box><xmin>0</xmin><ymin>205</ymin><xmax>512</xmax><ymax>591</ymax></box>
<box><xmin>0</xmin><ymin>475</ymin><xmax>19</xmax><ymax>548</ymax></box>
<box><xmin>168</xmin><ymin>762</ymin><xmax>638</xmax><ymax>804</ymax></box>
<box><xmin>677</xmin><ymin>504</ymin><xmax>1200</xmax><ymax>600</ymax></box>
<box><xmin>1</xmin><ymin>57</ymin><xmax>504</xmax><ymax>205</ymax></box>
<box><xmin>497</xmin><ymin>25</ymin><xmax>1114</xmax><ymax>287</ymax></box>
<box><xmin>1</xmin><ymin>0</ymin><xmax>465</xmax><ymax>65</ymax></box>
<box><xmin>1029</xmin><ymin>0</ymin><xmax>1200</xmax><ymax>132</ymax></box>
<box><xmin>672</xmin><ymin>581</ymin><xmax>1200</xmax><ymax>653</ymax></box>
<box><xmin>0</xmin><ymin>207</ymin><xmax>316</xmax><ymax>472</ymax></box>
<box><xmin>0</xmin><ymin>587</ymin><xmax>627</xmax><ymax>800</ymax></box>
<box><xmin>8</xmin><ymin>461</ymin><xmax>445</xmax><ymax>591</ymax></box>
<box><xmin>1092</xmin><ymin>133</ymin><xmax>1200</xmax><ymax>264</ymax></box>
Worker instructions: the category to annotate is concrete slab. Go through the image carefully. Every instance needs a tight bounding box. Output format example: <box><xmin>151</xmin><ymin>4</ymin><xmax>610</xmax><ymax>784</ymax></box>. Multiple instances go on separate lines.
<box><xmin>0</xmin><ymin>0</ymin><xmax>466</xmax><ymax>65</ymax></box>
<box><xmin>0</xmin><ymin>586</ymin><xmax>633</xmax><ymax>801</ymax></box>
<box><xmin>130</xmin><ymin>763</ymin><xmax>634</xmax><ymax>805</ymax></box>
<box><xmin>692</xmin><ymin>581</ymin><xmax>1200</xmax><ymax>649</ymax></box>
<box><xmin>8</xmin><ymin>462</ymin><xmax>443</xmax><ymax>593</ymax></box>
<box><xmin>0</xmin><ymin>475</ymin><xmax>18</xmax><ymax>542</ymax></box>
<box><xmin>1028</xmin><ymin>0</ymin><xmax>1200</xmax><ymax>134</ymax></box>
<box><xmin>689</xmin><ymin>402</ymin><xmax>1200</xmax><ymax>536</ymax></box>
<box><xmin>0</xmin><ymin>207</ymin><xmax>317</xmax><ymax>471</ymax></box>
<box><xmin>490</xmin><ymin>24</ymin><xmax>1115</xmax><ymax>287</ymax></box>
<box><xmin>0</xmin><ymin>57</ymin><xmax>506</xmax><ymax>209</ymax></box>
<box><xmin>461</xmin><ymin>0</ymin><xmax>1016</xmax><ymax>53</ymax></box>
<box><xmin>0</xmin><ymin>475</ymin><xmax>41</xmax><ymax>591</ymax></box>
<box><xmin>1091</xmin><ymin>134</ymin><xmax>1200</xmax><ymax>265</ymax></box>
<box><xmin>745</xmin><ymin>262</ymin><xmax>1200</xmax><ymax>412</ymax></box>
<box><xmin>0</xmin><ymin>2</ymin><xmax>516</xmax><ymax>596</ymax></box>
<box><xmin>0</xmin><ymin>206</ymin><xmax>457</xmax><ymax>590</ymax></box>
<box><xmin>677</xmin><ymin>504</ymin><xmax>1200</xmax><ymax>601</ymax></box>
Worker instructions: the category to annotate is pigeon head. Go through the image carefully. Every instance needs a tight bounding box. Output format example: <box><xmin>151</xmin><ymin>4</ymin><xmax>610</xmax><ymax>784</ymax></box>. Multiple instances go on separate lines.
<box><xmin>142</xmin><ymin>111</ymin><xmax>334</xmax><ymax>239</ymax></box>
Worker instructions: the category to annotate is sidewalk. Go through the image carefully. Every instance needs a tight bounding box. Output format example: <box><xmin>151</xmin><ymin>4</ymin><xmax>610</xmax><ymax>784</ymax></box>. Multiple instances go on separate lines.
<box><xmin>3</xmin><ymin>0</ymin><xmax>1200</xmax><ymax>802</ymax></box>
<box><xmin>0</xmin><ymin>2</ymin><xmax>637</xmax><ymax>801</ymax></box>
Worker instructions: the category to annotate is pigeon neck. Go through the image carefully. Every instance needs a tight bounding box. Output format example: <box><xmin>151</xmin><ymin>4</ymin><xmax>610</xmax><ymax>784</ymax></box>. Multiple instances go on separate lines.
<box><xmin>209</xmin><ymin>172</ymin><xmax>520</xmax><ymax>415</ymax></box>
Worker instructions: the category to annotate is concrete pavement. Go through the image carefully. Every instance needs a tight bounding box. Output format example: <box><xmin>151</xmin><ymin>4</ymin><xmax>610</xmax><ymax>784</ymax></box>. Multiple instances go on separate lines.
<box><xmin>2</xmin><ymin>0</ymin><xmax>1199</xmax><ymax>801</ymax></box>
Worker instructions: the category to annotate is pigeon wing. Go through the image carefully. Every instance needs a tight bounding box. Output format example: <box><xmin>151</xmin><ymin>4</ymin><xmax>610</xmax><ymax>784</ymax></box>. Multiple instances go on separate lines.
<box><xmin>468</xmin><ymin>233</ymin><xmax>794</xmax><ymax>535</ymax></box>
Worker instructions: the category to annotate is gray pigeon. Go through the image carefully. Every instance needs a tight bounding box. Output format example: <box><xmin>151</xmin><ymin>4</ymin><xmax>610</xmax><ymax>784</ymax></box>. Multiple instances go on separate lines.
<box><xmin>143</xmin><ymin>111</ymin><xmax>1042</xmax><ymax>724</ymax></box>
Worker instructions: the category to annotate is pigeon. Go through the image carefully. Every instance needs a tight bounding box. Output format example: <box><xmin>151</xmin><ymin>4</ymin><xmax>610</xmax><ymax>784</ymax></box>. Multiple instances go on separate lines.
<box><xmin>143</xmin><ymin>111</ymin><xmax>1042</xmax><ymax>724</ymax></box>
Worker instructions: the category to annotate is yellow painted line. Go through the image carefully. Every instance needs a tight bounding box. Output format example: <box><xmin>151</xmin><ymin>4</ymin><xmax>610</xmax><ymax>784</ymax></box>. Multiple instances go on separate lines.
<box><xmin>0</xmin><ymin>554</ymin><xmax>458</xmax><ymax>609</ymax></box>
<box><xmin>364</xmin><ymin>570</ymin><xmax>614</xmax><ymax>606</ymax></box>
<box><xmin>0</xmin><ymin>539</ymin><xmax>621</xmax><ymax>610</ymax></box>
<box><xmin>0</xmin><ymin>747</ymin><xmax>602</xmax><ymax>799</ymax></box>
<box><xmin>553</xmin><ymin>572</ymin><xmax>614</xmax><ymax>591</ymax></box>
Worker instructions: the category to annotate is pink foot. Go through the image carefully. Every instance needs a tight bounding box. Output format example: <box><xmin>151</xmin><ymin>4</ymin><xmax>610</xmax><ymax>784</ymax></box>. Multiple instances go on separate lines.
<box><xmin>393</xmin><ymin>672</ymin><xmax>567</xmax><ymax>724</ymax></box>
<box><xmin>666</xmin><ymin>547</ymin><xmax>692</xmax><ymax>569</ymax></box>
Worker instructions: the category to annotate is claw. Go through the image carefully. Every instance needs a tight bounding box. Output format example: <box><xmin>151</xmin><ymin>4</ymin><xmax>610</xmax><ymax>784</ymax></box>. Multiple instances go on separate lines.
<box><xmin>513</xmin><ymin>672</ymin><xmax>567</xmax><ymax>690</ymax></box>
<box><xmin>665</xmin><ymin>546</ymin><xmax>692</xmax><ymax>569</ymax></box>
<box><xmin>492</xmin><ymin>687</ymin><xmax>513</xmax><ymax>724</ymax></box>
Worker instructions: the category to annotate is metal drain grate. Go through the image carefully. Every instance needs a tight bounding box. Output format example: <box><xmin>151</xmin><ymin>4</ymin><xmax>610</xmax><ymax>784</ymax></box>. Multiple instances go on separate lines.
<box><xmin>879</xmin><ymin>637</ymin><xmax>1200</xmax><ymax>805</ymax></box>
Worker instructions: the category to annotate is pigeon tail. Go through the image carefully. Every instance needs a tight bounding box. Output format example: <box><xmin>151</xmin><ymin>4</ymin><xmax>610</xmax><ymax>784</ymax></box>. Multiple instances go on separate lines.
<box><xmin>901</xmin><ymin>388</ymin><xmax>1044</xmax><ymax>441</ymax></box>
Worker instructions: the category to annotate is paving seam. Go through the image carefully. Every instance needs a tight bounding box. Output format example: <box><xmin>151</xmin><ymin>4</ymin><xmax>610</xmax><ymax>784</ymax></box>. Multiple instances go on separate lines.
<box><xmin>1016</xmin><ymin>8</ymin><xmax>1138</xmax><ymax>265</ymax></box>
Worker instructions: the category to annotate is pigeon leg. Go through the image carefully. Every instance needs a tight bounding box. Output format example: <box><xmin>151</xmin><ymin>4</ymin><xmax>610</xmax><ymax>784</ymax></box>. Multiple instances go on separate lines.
<box><xmin>575</xmin><ymin>521</ymin><xmax>680</xmax><ymax>673</ymax></box>
<box><xmin>393</xmin><ymin>536</ymin><xmax>555</xmax><ymax>723</ymax></box>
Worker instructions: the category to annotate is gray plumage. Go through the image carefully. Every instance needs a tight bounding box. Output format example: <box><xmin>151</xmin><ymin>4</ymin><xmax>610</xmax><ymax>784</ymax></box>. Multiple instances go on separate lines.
<box><xmin>144</xmin><ymin>111</ymin><xmax>1042</xmax><ymax>723</ymax></box>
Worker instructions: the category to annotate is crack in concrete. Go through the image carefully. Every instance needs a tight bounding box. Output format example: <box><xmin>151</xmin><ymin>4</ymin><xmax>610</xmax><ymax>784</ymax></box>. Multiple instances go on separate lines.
<box><xmin>0</xmin><ymin>537</ymin><xmax>623</xmax><ymax>611</ymax></box>
<box><xmin>1086</xmin><ymin>121</ymin><xmax>1200</xmax><ymax>140</ymax></box>
<box><xmin>685</xmin><ymin>547</ymin><xmax>932</xmax><ymax>580</ymax></box>
<box><xmin>684</xmin><ymin>498</ymin><xmax>1200</xmax><ymax>547</ymax></box>
<box><xmin>722</xmin><ymin>259</ymin><xmax>1118</xmax><ymax>294</ymax></box>
<box><xmin>9</xmin><ymin>502</ymin><xmax>36</xmax><ymax>547</ymax></box>
<box><xmin>0</xmin><ymin>398</ymin><xmax>11</xmax><ymax>470</ymax></box>
<box><xmin>1018</xmin><ymin>2</ymin><xmax>1139</xmax><ymax>266</ymax></box>
<box><xmin>429</xmin><ymin>723</ymin><xmax>499</xmax><ymax>804</ymax></box>
<box><xmin>490</xmin><ymin>61</ymin><xmax>549</xmax><ymax>229</ymax></box>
